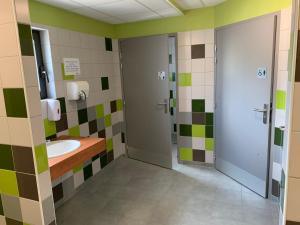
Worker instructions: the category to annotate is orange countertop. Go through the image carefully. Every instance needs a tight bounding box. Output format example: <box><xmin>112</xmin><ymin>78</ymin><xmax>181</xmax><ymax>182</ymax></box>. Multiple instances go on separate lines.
<box><xmin>48</xmin><ymin>136</ymin><xmax>106</xmax><ymax>181</ymax></box>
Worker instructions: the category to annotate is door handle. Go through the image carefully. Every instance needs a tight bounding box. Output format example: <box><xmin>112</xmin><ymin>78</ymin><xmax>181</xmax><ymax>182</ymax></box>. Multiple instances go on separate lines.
<box><xmin>253</xmin><ymin>104</ymin><xmax>269</xmax><ymax>124</ymax></box>
<box><xmin>157</xmin><ymin>99</ymin><xmax>168</xmax><ymax>114</ymax></box>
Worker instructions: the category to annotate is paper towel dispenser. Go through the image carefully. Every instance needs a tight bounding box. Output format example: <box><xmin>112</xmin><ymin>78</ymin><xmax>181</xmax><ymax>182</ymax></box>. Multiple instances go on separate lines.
<box><xmin>66</xmin><ymin>81</ymin><xmax>89</xmax><ymax>101</ymax></box>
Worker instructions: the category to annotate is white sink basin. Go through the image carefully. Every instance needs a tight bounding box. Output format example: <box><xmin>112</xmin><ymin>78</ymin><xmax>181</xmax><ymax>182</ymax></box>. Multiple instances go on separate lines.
<box><xmin>46</xmin><ymin>140</ymin><xmax>81</xmax><ymax>158</ymax></box>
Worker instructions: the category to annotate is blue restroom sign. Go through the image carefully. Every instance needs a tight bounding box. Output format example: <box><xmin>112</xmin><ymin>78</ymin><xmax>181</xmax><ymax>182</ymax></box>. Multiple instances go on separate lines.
<box><xmin>257</xmin><ymin>68</ymin><xmax>267</xmax><ymax>79</ymax></box>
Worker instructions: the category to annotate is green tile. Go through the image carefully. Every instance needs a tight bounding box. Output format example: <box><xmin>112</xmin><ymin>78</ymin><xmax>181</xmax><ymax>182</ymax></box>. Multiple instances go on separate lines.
<box><xmin>106</xmin><ymin>138</ymin><xmax>113</xmax><ymax>152</ymax></box>
<box><xmin>83</xmin><ymin>164</ymin><xmax>93</xmax><ymax>180</ymax></box>
<box><xmin>101</xmin><ymin>77</ymin><xmax>109</xmax><ymax>90</ymax></box>
<box><xmin>44</xmin><ymin>119</ymin><xmax>57</xmax><ymax>138</ymax></box>
<box><xmin>179</xmin><ymin>148</ymin><xmax>193</xmax><ymax>161</ymax></box>
<box><xmin>205</xmin><ymin>113</ymin><xmax>214</xmax><ymax>125</ymax></box>
<box><xmin>18</xmin><ymin>23</ymin><xmax>34</xmax><ymax>56</ymax></box>
<box><xmin>96</xmin><ymin>104</ymin><xmax>104</xmax><ymax>118</ymax></box>
<box><xmin>104</xmin><ymin>114</ymin><xmax>112</xmax><ymax>127</ymax></box>
<box><xmin>179</xmin><ymin>73</ymin><xmax>192</xmax><ymax>86</ymax></box>
<box><xmin>3</xmin><ymin>88</ymin><xmax>27</xmax><ymax>118</ymax></box>
<box><xmin>116</xmin><ymin>99</ymin><xmax>123</xmax><ymax>111</ymax></box>
<box><xmin>73</xmin><ymin>164</ymin><xmax>83</xmax><ymax>173</ymax></box>
<box><xmin>0</xmin><ymin>144</ymin><xmax>14</xmax><ymax>170</ymax></box>
<box><xmin>274</xmin><ymin>127</ymin><xmax>284</xmax><ymax>147</ymax></box>
<box><xmin>78</xmin><ymin>108</ymin><xmax>88</xmax><ymax>124</ymax></box>
<box><xmin>105</xmin><ymin>37</ymin><xmax>112</xmax><ymax>51</ymax></box>
<box><xmin>205</xmin><ymin>138</ymin><xmax>214</xmax><ymax>151</ymax></box>
<box><xmin>61</xmin><ymin>63</ymin><xmax>75</xmax><ymax>80</ymax></box>
<box><xmin>192</xmin><ymin>125</ymin><xmax>205</xmax><ymax>137</ymax></box>
<box><xmin>34</xmin><ymin>144</ymin><xmax>48</xmax><ymax>174</ymax></box>
<box><xmin>68</xmin><ymin>126</ymin><xmax>80</xmax><ymax>137</ymax></box>
<box><xmin>276</xmin><ymin>90</ymin><xmax>286</xmax><ymax>110</ymax></box>
<box><xmin>205</xmin><ymin>126</ymin><xmax>214</xmax><ymax>138</ymax></box>
<box><xmin>192</xmin><ymin>99</ymin><xmax>205</xmax><ymax>112</ymax></box>
<box><xmin>0</xmin><ymin>169</ymin><xmax>19</xmax><ymax>196</ymax></box>
<box><xmin>179</xmin><ymin>124</ymin><xmax>192</xmax><ymax>136</ymax></box>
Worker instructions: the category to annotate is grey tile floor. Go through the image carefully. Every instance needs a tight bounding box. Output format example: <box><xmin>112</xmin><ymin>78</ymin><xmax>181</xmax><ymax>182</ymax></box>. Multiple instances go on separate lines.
<box><xmin>56</xmin><ymin>156</ymin><xmax>279</xmax><ymax>225</ymax></box>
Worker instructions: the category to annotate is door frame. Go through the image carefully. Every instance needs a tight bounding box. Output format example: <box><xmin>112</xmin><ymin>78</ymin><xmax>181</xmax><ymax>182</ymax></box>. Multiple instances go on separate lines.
<box><xmin>214</xmin><ymin>12</ymin><xmax>280</xmax><ymax>198</ymax></box>
<box><xmin>119</xmin><ymin>34</ymin><xmax>175</xmax><ymax>168</ymax></box>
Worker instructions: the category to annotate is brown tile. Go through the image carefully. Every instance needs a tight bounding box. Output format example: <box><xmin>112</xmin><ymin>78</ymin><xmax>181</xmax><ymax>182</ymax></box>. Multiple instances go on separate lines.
<box><xmin>193</xmin><ymin>150</ymin><xmax>205</xmax><ymax>162</ymax></box>
<box><xmin>192</xmin><ymin>113</ymin><xmax>206</xmax><ymax>125</ymax></box>
<box><xmin>55</xmin><ymin>113</ymin><xmax>68</xmax><ymax>133</ymax></box>
<box><xmin>107</xmin><ymin>151</ymin><xmax>114</xmax><ymax>163</ymax></box>
<box><xmin>191</xmin><ymin>44</ymin><xmax>205</xmax><ymax>59</ymax></box>
<box><xmin>12</xmin><ymin>146</ymin><xmax>35</xmax><ymax>174</ymax></box>
<box><xmin>89</xmin><ymin>120</ymin><xmax>97</xmax><ymax>135</ymax></box>
<box><xmin>16</xmin><ymin>173</ymin><xmax>39</xmax><ymax>201</ymax></box>
<box><xmin>110</xmin><ymin>100</ymin><xmax>117</xmax><ymax>113</ymax></box>
<box><xmin>48</xmin><ymin>221</ymin><xmax>57</xmax><ymax>225</ymax></box>
<box><xmin>286</xmin><ymin>221</ymin><xmax>300</xmax><ymax>225</ymax></box>
<box><xmin>272</xmin><ymin>179</ymin><xmax>280</xmax><ymax>197</ymax></box>
<box><xmin>295</xmin><ymin>31</ymin><xmax>300</xmax><ymax>82</ymax></box>
<box><xmin>5</xmin><ymin>218</ymin><xmax>23</xmax><ymax>225</ymax></box>
<box><xmin>52</xmin><ymin>183</ymin><xmax>63</xmax><ymax>203</ymax></box>
<box><xmin>98</xmin><ymin>129</ymin><xmax>106</xmax><ymax>138</ymax></box>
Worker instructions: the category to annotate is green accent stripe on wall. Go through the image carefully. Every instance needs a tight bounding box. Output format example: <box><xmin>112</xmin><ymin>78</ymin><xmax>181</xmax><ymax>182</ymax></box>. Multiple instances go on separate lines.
<box><xmin>28</xmin><ymin>0</ymin><xmax>115</xmax><ymax>38</ymax></box>
<box><xmin>215</xmin><ymin>0</ymin><xmax>292</xmax><ymax>28</ymax></box>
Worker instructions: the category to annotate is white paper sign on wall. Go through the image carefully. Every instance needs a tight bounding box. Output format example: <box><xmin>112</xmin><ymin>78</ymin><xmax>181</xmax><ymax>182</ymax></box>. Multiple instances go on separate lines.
<box><xmin>257</xmin><ymin>67</ymin><xmax>267</xmax><ymax>79</ymax></box>
<box><xmin>63</xmin><ymin>58</ymin><xmax>80</xmax><ymax>76</ymax></box>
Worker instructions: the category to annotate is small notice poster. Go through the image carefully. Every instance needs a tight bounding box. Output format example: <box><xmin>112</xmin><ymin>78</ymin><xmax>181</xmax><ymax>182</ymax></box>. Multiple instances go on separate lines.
<box><xmin>63</xmin><ymin>58</ymin><xmax>80</xmax><ymax>76</ymax></box>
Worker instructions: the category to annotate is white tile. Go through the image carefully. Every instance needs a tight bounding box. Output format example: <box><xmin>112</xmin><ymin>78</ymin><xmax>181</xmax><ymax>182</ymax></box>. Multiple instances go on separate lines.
<box><xmin>275</xmin><ymin>109</ymin><xmax>286</xmax><ymax>128</ymax></box>
<box><xmin>272</xmin><ymin>162</ymin><xmax>282</xmax><ymax>181</ymax></box>
<box><xmin>41</xmin><ymin>100</ymin><xmax>48</xmax><ymax>119</ymax></box>
<box><xmin>205</xmin><ymin>58</ymin><xmax>214</xmax><ymax>72</ymax></box>
<box><xmin>112</xmin><ymin>39</ymin><xmax>119</xmax><ymax>52</ymax></box>
<box><xmin>205</xmin><ymin>100</ymin><xmax>214</xmax><ymax>112</ymax></box>
<box><xmin>0</xmin><ymin>0</ymin><xmax>15</xmax><ymax>24</ymax></box>
<box><xmin>79</xmin><ymin>123</ymin><xmax>89</xmax><ymax>137</ymax></box>
<box><xmin>111</xmin><ymin>112</ymin><xmax>119</xmax><ymax>124</ymax></box>
<box><xmin>104</xmin><ymin>101</ymin><xmax>110</xmax><ymax>115</ymax></box>
<box><xmin>38</xmin><ymin>170</ymin><xmax>53</xmax><ymax>201</ymax></box>
<box><xmin>177</xmin><ymin>32</ymin><xmax>191</xmax><ymax>46</ymax></box>
<box><xmin>280</xmin><ymin>7</ymin><xmax>292</xmax><ymax>30</ymax></box>
<box><xmin>0</xmin><ymin>56</ymin><xmax>23</xmax><ymax>88</ymax></box>
<box><xmin>15</xmin><ymin>0</ymin><xmax>31</xmax><ymax>24</ymax></box>
<box><xmin>277</xmin><ymin>70</ymin><xmax>288</xmax><ymax>90</ymax></box>
<box><xmin>8</xmin><ymin>118</ymin><xmax>32</xmax><ymax>147</ymax></box>
<box><xmin>192</xmin><ymin>137</ymin><xmax>205</xmax><ymax>150</ymax></box>
<box><xmin>74</xmin><ymin>170</ymin><xmax>84</xmax><ymax>189</ymax></box>
<box><xmin>205</xmin><ymin>85</ymin><xmax>214</xmax><ymax>100</ymax></box>
<box><xmin>178</xmin><ymin>59</ymin><xmax>191</xmax><ymax>73</ymax></box>
<box><xmin>67</xmin><ymin>111</ymin><xmax>78</xmax><ymax>128</ymax></box>
<box><xmin>191</xmin><ymin>59</ymin><xmax>205</xmax><ymax>72</ymax></box>
<box><xmin>292</xmin><ymin>83</ymin><xmax>300</xmax><ymax>131</ymax></box>
<box><xmin>205</xmin><ymin>44</ymin><xmax>214</xmax><ymax>58</ymax></box>
<box><xmin>178</xmin><ymin>87</ymin><xmax>192</xmax><ymax>100</ymax></box>
<box><xmin>192</xmin><ymin>86</ymin><xmax>205</xmax><ymax>99</ymax></box>
<box><xmin>191</xmin><ymin>30</ymin><xmax>205</xmax><ymax>45</ymax></box>
<box><xmin>105</xmin><ymin>126</ymin><xmax>113</xmax><ymax>139</ymax></box>
<box><xmin>288</xmin><ymin>132</ymin><xmax>300</xmax><ymax>178</ymax></box>
<box><xmin>0</xmin><ymin>23</ymin><xmax>19</xmax><ymax>58</ymax></box>
<box><xmin>92</xmin><ymin>158</ymin><xmax>101</xmax><ymax>175</ymax></box>
<box><xmin>0</xmin><ymin>89</ymin><xmax>6</xmax><ymax>117</ymax></box>
<box><xmin>20</xmin><ymin>198</ymin><xmax>43</xmax><ymax>225</ymax></box>
<box><xmin>204</xmin><ymin>29</ymin><xmax>215</xmax><ymax>44</ymax></box>
<box><xmin>178</xmin><ymin>98</ymin><xmax>191</xmax><ymax>112</ymax></box>
<box><xmin>205</xmin><ymin>72</ymin><xmax>214</xmax><ymax>85</ymax></box>
<box><xmin>22</xmin><ymin>56</ymin><xmax>39</xmax><ymax>87</ymax></box>
<box><xmin>178</xmin><ymin>46</ymin><xmax>191</xmax><ymax>60</ymax></box>
<box><xmin>25</xmin><ymin>86</ymin><xmax>42</xmax><ymax>117</ymax></box>
<box><xmin>192</xmin><ymin>73</ymin><xmax>205</xmax><ymax>86</ymax></box>
<box><xmin>30</xmin><ymin>115</ymin><xmax>45</xmax><ymax>146</ymax></box>
<box><xmin>0</xmin><ymin>118</ymin><xmax>11</xmax><ymax>144</ymax></box>
<box><xmin>279</xmin><ymin>29</ymin><xmax>291</xmax><ymax>51</ymax></box>
<box><xmin>278</xmin><ymin>51</ymin><xmax>289</xmax><ymax>71</ymax></box>
<box><xmin>286</xmin><ymin>177</ymin><xmax>300</xmax><ymax>222</ymax></box>
<box><xmin>205</xmin><ymin>151</ymin><xmax>214</xmax><ymax>163</ymax></box>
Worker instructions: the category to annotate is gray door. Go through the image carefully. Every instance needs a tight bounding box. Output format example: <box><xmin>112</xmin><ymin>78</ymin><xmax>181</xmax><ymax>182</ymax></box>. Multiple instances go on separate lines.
<box><xmin>215</xmin><ymin>15</ymin><xmax>276</xmax><ymax>197</ymax></box>
<box><xmin>121</xmin><ymin>35</ymin><xmax>172</xmax><ymax>168</ymax></box>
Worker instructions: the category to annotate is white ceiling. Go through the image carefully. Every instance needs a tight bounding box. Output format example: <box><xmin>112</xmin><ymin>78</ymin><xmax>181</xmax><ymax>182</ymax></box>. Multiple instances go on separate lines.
<box><xmin>36</xmin><ymin>0</ymin><xmax>226</xmax><ymax>24</ymax></box>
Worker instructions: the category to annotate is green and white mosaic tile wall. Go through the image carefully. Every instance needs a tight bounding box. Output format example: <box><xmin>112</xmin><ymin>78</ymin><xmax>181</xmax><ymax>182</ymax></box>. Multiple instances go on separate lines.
<box><xmin>0</xmin><ymin>0</ymin><xmax>55</xmax><ymax>224</ymax></box>
<box><xmin>177</xmin><ymin>29</ymin><xmax>215</xmax><ymax>164</ymax></box>
<box><xmin>34</xmin><ymin>24</ymin><xmax>125</xmax><ymax>207</ymax></box>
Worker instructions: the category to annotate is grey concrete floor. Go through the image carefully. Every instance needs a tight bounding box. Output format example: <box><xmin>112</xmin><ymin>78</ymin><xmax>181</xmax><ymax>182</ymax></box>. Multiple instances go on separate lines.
<box><xmin>56</xmin><ymin>156</ymin><xmax>279</xmax><ymax>225</ymax></box>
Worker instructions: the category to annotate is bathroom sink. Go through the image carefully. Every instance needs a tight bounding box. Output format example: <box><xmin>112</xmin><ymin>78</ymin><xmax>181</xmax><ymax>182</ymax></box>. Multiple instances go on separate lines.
<box><xmin>46</xmin><ymin>140</ymin><xmax>81</xmax><ymax>158</ymax></box>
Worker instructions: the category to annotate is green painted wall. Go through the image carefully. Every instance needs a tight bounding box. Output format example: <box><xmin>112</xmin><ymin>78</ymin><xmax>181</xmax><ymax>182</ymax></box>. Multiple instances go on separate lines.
<box><xmin>215</xmin><ymin>0</ymin><xmax>292</xmax><ymax>27</ymax></box>
<box><xmin>28</xmin><ymin>0</ymin><xmax>292</xmax><ymax>39</ymax></box>
<box><xmin>28</xmin><ymin>0</ymin><xmax>115</xmax><ymax>38</ymax></box>
<box><xmin>115</xmin><ymin>7</ymin><xmax>215</xmax><ymax>38</ymax></box>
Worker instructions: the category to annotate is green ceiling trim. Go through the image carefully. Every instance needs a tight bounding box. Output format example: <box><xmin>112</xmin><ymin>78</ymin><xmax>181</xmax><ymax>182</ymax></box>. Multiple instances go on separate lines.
<box><xmin>28</xmin><ymin>0</ymin><xmax>116</xmax><ymax>38</ymax></box>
